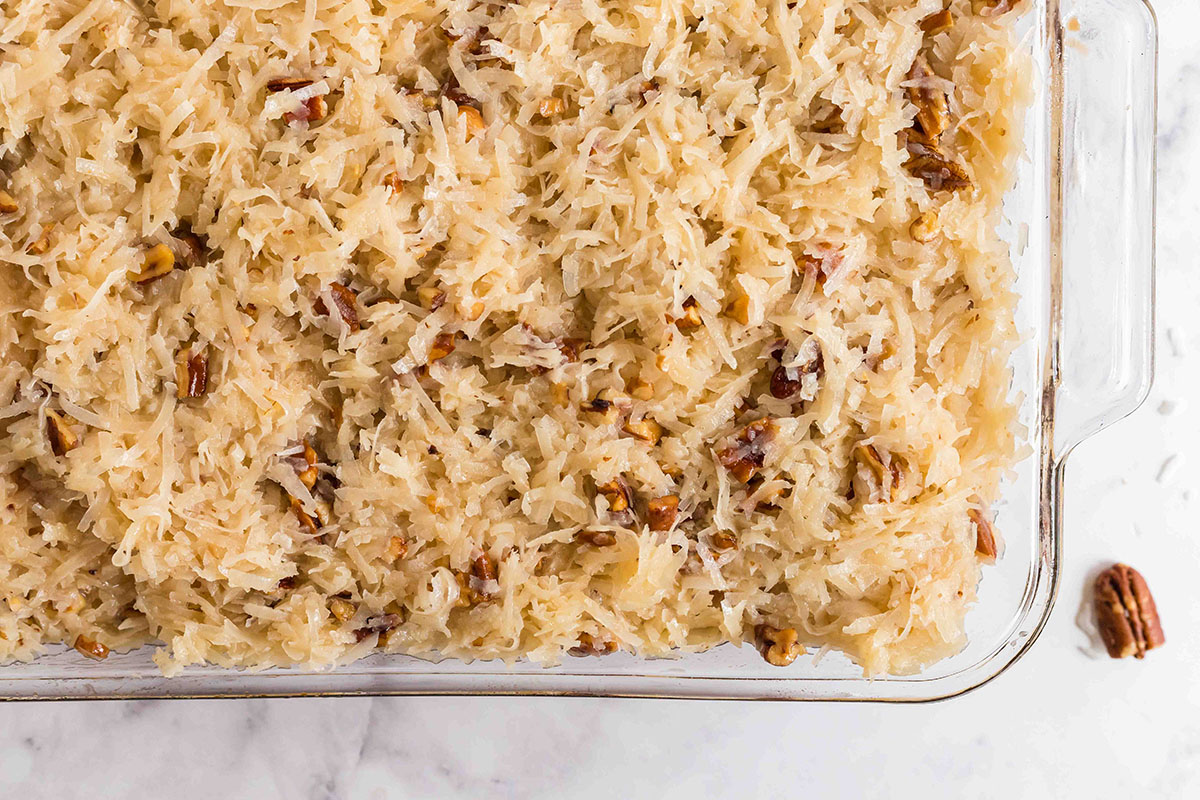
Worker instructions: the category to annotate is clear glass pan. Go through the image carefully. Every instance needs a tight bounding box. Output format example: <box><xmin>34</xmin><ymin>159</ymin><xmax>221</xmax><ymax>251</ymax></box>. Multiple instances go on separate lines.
<box><xmin>0</xmin><ymin>0</ymin><xmax>1157</xmax><ymax>701</ymax></box>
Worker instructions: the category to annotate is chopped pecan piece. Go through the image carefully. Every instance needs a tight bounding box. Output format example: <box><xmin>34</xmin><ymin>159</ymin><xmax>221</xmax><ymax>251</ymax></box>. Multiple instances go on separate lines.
<box><xmin>550</xmin><ymin>381</ymin><xmax>571</xmax><ymax>408</ymax></box>
<box><xmin>1094</xmin><ymin>563</ymin><xmax>1165</xmax><ymax>659</ymax></box>
<box><xmin>710</xmin><ymin>531</ymin><xmax>737</xmax><ymax>551</ymax></box>
<box><xmin>45</xmin><ymin>408</ymin><xmax>78</xmax><ymax>456</ymax></box>
<box><xmin>627</xmin><ymin>376</ymin><xmax>655</xmax><ymax>401</ymax></box>
<box><xmin>294</xmin><ymin>503</ymin><xmax>319</xmax><ymax>534</ymax></box>
<box><xmin>718</xmin><ymin>450</ymin><xmax>759</xmax><ymax>484</ymax></box>
<box><xmin>0</xmin><ymin>190</ymin><xmax>17</xmax><ymax>214</ymax></box>
<box><xmin>316</xmin><ymin>282</ymin><xmax>361</xmax><ymax>332</ymax></box>
<box><xmin>443</xmin><ymin>87</ymin><xmax>481</xmax><ymax>110</ymax></box>
<box><xmin>538</xmin><ymin>97</ymin><xmax>566</xmax><ymax>117</ymax></box>
<box><xmin>575</xmin><ymin>529</ymin><xmax>618</xmax><ymax>547</ymax></box>
<box><xmin>460</xmin><ymin>300</ymin><xmax>485</xmax><ymax>321</ymax></box>
<box><xmin>73</xmin><ymin>634</ymin><xmax>109</xmax><ymax>661</ymax></box>
<box><xmin>26</xmin><ymin>223</ymin><xmax>54</xmax><ymax>255</ymax></box>
<box><xmin>581</xmin><ymin>395</ymin><xmax>620</xmax><ymax>424</ymax></box>
<box><xmin>386</xmin><ymin>535</ymin><xmax>409</xmax><ymax>562</ymax></box>
<box><xmin>853</xmin><ymin>443</ymin><xmax>902</xmax><ymax>503</ymax></box>
<box><xmin>329</xmin><ymin>597</ymin><xmax>356</xmax><ymax>623</ymax></box>
<box><xmin>637</xmin><ymin>79</ymin><xmax>659</xmax><ymax>103</ymax></box>
<box><xmin>283</xmin><ymin>445</ymin><xmax>334</xmax><ymax>533</ymax></box>
<box><xmin>801</xmin><ymin>244</ymin><xmax>844</xmax><ymax>288</ymax></box>
<box><xmin>769</xmin><ymin>341</ymin><xmax>825</xmax><ymax>401</ymax></box>
<box><xmin>768</xmin><ymin>341</ymin><xmax>822</xmax><ymax>402</ymax></box>
<box><xmin>907</xmin><ymin>55</ymin><xmax>950</xmax><ymax>140</ymax></box>
<box><xmin>556</xmin><ymin>337</ymin><xmax>587</xmax><ymax>364</ymax></box>
<box><xmin>569</xmin><ymin>632</ymin><xmax>618</xmax><ymax>656</ymax></box>
<box><xmin>443</xmin><ymin>25</ymin><xmax>491</xmax><ymax>54</ymax></box>
<box><xmin>354</xmin><ymin>613</ymin><xmax>402</xmax><ymax>645</ymax></box>
<box><xmin>455</xmin><ymin>553</ymin><xmax>500</xmax><ymax>605</ymax></box>
<box><xmin>457</xmin><ymin>105</ymin><xmax>486</xmax><ymax>137</ymax></box>
<box><xmin>969</xmin><ymin>507</ymin><xmax>998</xmax><ymax>561</ymax></box>
<box><xmin>296</xmin><ymin>440</ymin><xmax>319</xmax><ymax>491</ymax></box>
<box><xmin>622</xmin><ymin>417</ymin><xmax>662</xmax><ymax>444</ymax></box>
<box><xmin>909</xmin><ymin>210</ymin><xmax>941</xmax><ymax>242</ymax></box>
<box><xmin>417</xmin><ymin>285</ymin><xmax>446</xmax><ymax>311</ymax></box>
<box><xmin>428</xmin><ymin>332</ymin><xmax>457</xmax><ymax>362</ymax></box>
<box><xmin>134</xmin><ymin>243</ymin><xmax>175</xmax><ymax>283</ymax></box>
<box><xmin>674</xmin><ymin>296</ymin><xmax>703</xmax><ymax>331</ymax></box>
<box><xmin>724</xmin><ymin>293</ymin><xmax>751</xmax><ymax>325</ymax></box>
<box><xmin>596</xmin><ymin>477</ymin><xmax>633</xmax><ymax>514</ymax></box>
<box><xmin>920</xmin><ymin>9</ymin><xmax>955</xmax><ymax>35</ymax></box>
<box><xmin>171</xmin><ymin>222</ymin><xmax>208</xmax><ymax>268</ymax></box>
<box><xmin>291</xmin><ymin>496</ymin><xmax>332</xmax><ymax>534</ymax></box>
<box><xmin>905</xmin><ymin>142</ymin><xmax>971</xmax><ymax>191</ymax></box>
<box><xmin>769</xmin><ymin>366</ymin><xmax>802</xmax><ymax>399</ymax></box>
<box><xmin>647</xmin><ymin>495</ymin><xmax>680</xmax><ymax>531</ymax></box>
<box><xmin>756</xmin><ymin>624</ymin><xmax>800</xmax><ymax>667</ymax></box>
<box><xmin>904</xmin><ymin>122</ymin><xmax>939</xmax><ymax>149</ymax></box>
<box><xmin>864</xmin><ymin>340</ymin><xmax>897</xmax><ymax>372</ymax></box>
<box><xmin>717</xmin><ymin>418</ymin><xmax>778</xmax><ymax>483</ymax></box>
<box><xmin>267</xmin><ymin>78</ymin><xmax>314</xmax><ymax>92</ymax></box>
<box><xmin>472</xmin><ymin>553</ymin><xmax>497</xmax><ymax>583</ymax></box>
<box><xmin>174</xmin><ymin>345</ymin><xmax>209</xmax><ymax>399</ymax></box>
<box><xmin>385</xmin><ymin>172</ymin><xmax>405</xmax><ymax>194</ymax></box>
<box><xmin>287</xmin><ymin>95</ymin><xmax>327</xmax><ymax>124</ymax></box>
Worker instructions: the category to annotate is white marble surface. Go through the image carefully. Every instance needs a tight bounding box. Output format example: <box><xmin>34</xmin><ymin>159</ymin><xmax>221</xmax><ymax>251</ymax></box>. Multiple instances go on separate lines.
<box><xmin>2</xmin><ymin>2</ymin><xmax>1198</xmax><ymax>797</ymax></box>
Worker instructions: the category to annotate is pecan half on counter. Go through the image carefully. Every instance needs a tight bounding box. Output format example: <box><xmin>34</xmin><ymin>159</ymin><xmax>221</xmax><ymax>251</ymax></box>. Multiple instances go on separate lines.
<box><xmin>1093</xmin><ymin>563</ymin><xmax>1165</xmax><ymax>659</ymax></box>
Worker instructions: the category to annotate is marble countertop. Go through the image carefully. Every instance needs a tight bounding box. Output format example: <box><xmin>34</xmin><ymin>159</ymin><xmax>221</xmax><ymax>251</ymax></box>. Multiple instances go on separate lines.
<box><xmin>2</xmin><ymin>1</ymin><xmax>1197</xmax><ymax>796</ymax></box>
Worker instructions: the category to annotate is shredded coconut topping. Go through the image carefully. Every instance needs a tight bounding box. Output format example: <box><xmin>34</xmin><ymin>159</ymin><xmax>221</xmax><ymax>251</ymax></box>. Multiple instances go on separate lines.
<box><xmin>0</xmin><ymin>0</ymin><xmax>1027</xmax><ymax>675</ymax></box>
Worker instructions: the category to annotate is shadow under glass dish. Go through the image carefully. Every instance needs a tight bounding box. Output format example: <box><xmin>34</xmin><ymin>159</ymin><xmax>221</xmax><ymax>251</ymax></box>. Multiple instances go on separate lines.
<box><xmin>0</xmin><ymin>0</ymin><xmax>1156</xmax><ymax>701</ymax></box>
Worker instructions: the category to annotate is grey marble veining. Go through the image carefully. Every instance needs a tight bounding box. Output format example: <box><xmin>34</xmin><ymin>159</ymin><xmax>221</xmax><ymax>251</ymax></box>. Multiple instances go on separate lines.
<box><xmin>3</xmin><ymin>1</ymin><xmax>1200</xmax><ymax>797</ymax></box>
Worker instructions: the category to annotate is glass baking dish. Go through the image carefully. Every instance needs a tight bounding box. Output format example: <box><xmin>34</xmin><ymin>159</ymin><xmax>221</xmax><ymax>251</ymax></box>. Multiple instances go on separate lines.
<box><xmin>0</xmin><ymin>0</ymin><xmax>1156</xmax><ymax>701</ymax></box>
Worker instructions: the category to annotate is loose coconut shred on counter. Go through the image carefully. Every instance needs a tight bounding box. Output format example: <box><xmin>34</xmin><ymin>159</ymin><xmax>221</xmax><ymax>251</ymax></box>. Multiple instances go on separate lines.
<box><xmin>0</xmin><ymin>0</ymin><xmax>1029</xmax><ymax>676</ymax></box>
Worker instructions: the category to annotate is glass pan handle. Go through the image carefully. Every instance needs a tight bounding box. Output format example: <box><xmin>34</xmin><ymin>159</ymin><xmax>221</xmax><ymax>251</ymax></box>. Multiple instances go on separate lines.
<box><xmin>1053</xmin><ymin>0</ymin><xmax>1157</xmax><ymax>458</ymax></box>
